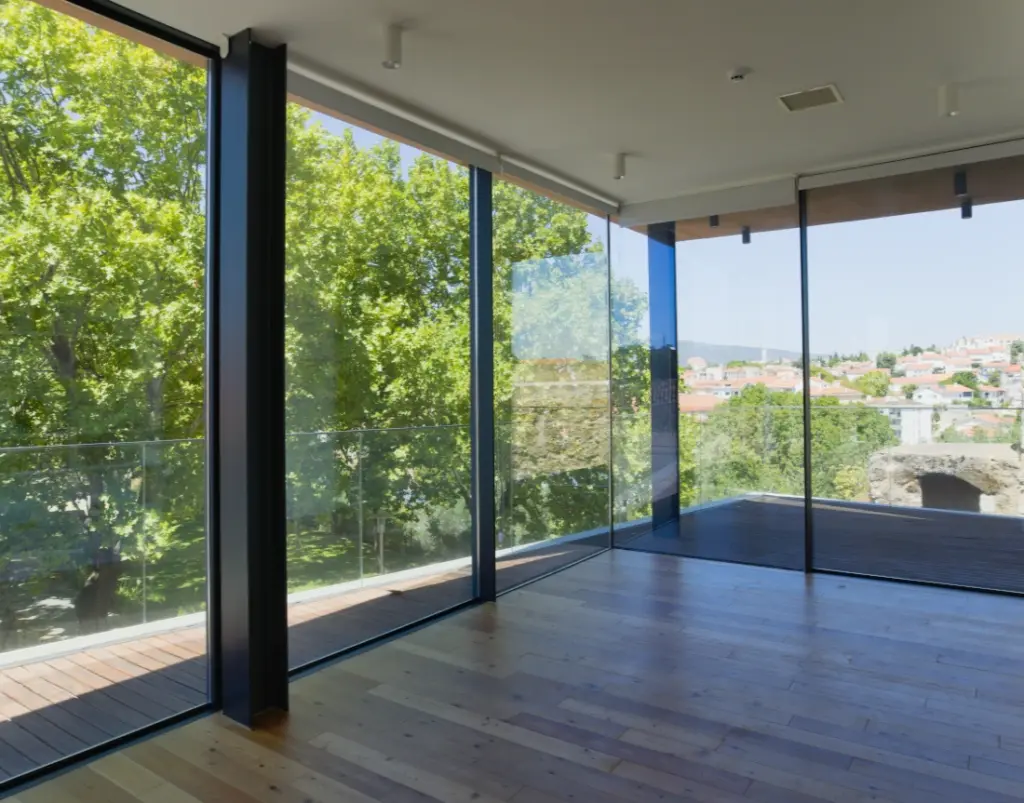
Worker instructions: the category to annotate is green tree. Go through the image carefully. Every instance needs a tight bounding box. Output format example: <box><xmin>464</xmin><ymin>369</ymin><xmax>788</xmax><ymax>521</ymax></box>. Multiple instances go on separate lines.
<box><xmin>989</xmin><ymin>370</ymin><xmax>1002</xmax><ymax>388</ymax></box>
<box><xmin>876</xmin><ymin>352</ymin><xmax>898</xmax><ymax>370</ymax></box>
<box><xmin>0</xmin><ymin>0</ymin><xmax>639</xmax><ymax>643</ymax></box>
<box><xmin>826</xmin><ymin>351</ymin><xmax>869</xmax><ymax>367</ymax></box>
<box><xmin>903</xmin><ymin>384</ymin><xmax>918</xmax><ymax>400</ymax></box>
<box><xmin>852</xmin><ymin>370</ymin><xmax>890</xmax><ymax>398</ymax></box>
<box><xmin>1012</xmin><ymin>340</ymin><xmax>1024</xmax><ymax>365</ymax></box>
<box><xmin>0</xmin><ymin>0</ymin><xmax>209</xmax><ymax>641</ymax></box>
<box><xmin>679</xmin><ymin>386</ymin><xmax>897</xmax><ymax>505</ymax></box>
<box><xmin>946</xmin><ymin>371</ymin><xmax>980</xmax><ymax>391</ymax></box>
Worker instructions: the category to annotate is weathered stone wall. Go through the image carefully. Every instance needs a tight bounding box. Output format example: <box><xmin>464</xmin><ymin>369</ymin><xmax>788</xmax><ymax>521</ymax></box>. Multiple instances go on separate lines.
<box><xmin>867</xmin><ymin>443</ymin><xmax>1024</xmax><ymax>515</ymax></box>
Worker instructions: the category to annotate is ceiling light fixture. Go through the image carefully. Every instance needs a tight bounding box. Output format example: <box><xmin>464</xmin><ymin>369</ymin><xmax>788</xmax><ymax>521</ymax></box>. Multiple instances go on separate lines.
<box><xmin>954</xmin><ymin>170</ymin><xmax>972</xmax><ymax>218</ymax></box>
<box><xmin>954</xmin><ymin>170</ymin><xmax>968</xmax><ymax>198</ymax></box>
<box><xmin>939</xmin><ymin>83</ymin><xmax>960</xmax><ymax>117</ymax></box>
<box><xmin>741</xmin><ymin>226</ymin><xmax>751</xmax><ymax>245</ymax></box>
<box><xmin>613</xmin><ymin>153</ymin><xmax>626</xmax><ymax>180</ymax></box>
<box><xmin>382</xmin><ymin>24</ymin><xmax>403</xmax><ymax>70</ymax></box>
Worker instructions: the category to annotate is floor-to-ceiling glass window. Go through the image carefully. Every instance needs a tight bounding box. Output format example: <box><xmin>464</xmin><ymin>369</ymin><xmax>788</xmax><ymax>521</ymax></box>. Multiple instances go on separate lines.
<box><xmin>493</xmin><ymin>181</ymin><xmax>612</xmax><ymax>591</ymax></box>
<box><xmin>610</xmin><ymin>225</ymin><xmax>653</xmax><ymax>542</ymax></box>
<box><xmin>808</xmin><ymin>158</ymin><xmax>1024</xmax><ymax>592</ymax></box>
<box><xmin>284</xmin><ymin>101</ymin><xmax>473</xmax><ymax>667</ymax></box>
<box><xmin>0</xmin><ymin>0</ymin><xmax>209</xmax><ymax>781</ymax></box>
<box><xmin>667</xmin><ymin>206</ymin><xmax>805</xmax><ymax>568</ymax></box>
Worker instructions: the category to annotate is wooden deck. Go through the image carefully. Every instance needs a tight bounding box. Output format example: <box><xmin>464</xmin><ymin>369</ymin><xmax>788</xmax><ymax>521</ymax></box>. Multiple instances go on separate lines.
<box><xmin>622</xmin><ymin>495</ymin><xmax>1024</xmax><ymax>592</ymax></box>
<box><xmin>0</xmin><ymin>538</ymin><xmax>603</xmax><ymax>784</ymax></box>
<box><xmin>15</xmin><ymin>548</ymin><xmax>1024</xmax><ymax>803</ymax></box>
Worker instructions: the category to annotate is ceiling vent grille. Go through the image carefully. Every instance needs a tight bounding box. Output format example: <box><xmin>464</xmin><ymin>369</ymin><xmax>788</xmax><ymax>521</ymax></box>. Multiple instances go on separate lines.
<box><xmin>778</xmin><ymin>84</ymin><xmax>843</xmax><ymax>112</ymax></box>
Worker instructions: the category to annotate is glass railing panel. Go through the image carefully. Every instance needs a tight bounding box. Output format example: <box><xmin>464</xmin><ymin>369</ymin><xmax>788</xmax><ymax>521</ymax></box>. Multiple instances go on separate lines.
<box><xmin>286</xmin><ymin>425</ymin><xmax>473</xmax><ymax>668</ymax></box>
<box><xmin>0</xmin><ymin>439</ymin><xmax>206</xmax><ymax>652</ymax></box>
<box><xmin>812</xmin><ymin>404</ymin><xmax>1024</xmax><ymax>592</ymax></box>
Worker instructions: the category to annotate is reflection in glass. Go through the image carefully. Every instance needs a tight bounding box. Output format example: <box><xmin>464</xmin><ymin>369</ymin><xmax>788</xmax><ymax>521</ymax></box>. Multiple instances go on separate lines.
<box><xmin>284</xmin><ymin>105</ymin><xmax>472</xmax><ymax>666</ymax></box>
<box><xmin>622</xmin><ymin>207</ymin><xmax>805</xmax><ymax>568</ymax></box>
<box><xmin>494</xmin><ymin>184</ymin><xmax>612</xmax><ymax>590</ymax></box>
<box><xmin>610</xmin><ymin>225</ymin><xmax>653</xmax><ymax>540</ymax></box>
<box><xmin>808</xmin><ymin>159</ymin><xmax>1024</xmax><ymax>592</ymax></box>
<box><xmin>0</xmin><ymin>0</ymin><xmax>209</xmax><ymax>781</ymax></box>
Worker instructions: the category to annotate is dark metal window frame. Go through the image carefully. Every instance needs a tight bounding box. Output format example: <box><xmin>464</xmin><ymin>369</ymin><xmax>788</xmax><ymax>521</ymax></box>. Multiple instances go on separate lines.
<box><xmin>470</xmin><ymin>167</ymin><xmax>497</xmax><ymax>602</ymax></box>
<box><xmin>646</xmin><ymin>222</ymin><xmax>680</xmax><ymax>532</ymax></box>
<box><xmin>65</xmin><ymin>0</ymin><xmax>219</xmax><ymax>58</ymax></box>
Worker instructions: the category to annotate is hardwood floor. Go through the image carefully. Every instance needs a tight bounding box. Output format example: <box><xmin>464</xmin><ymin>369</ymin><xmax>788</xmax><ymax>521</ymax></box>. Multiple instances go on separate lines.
<box><xmin>0</xmin><ymin>541</ymin><xmax>600</xmax><ymax>784</ymax></box>
<box><xmin>12</xmin><ymin>548</ymin><xmax>1024</xmax><ymax>802</ymax></box>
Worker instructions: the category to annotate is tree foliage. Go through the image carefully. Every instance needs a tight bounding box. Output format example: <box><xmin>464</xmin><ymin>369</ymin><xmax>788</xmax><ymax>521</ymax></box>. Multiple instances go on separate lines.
<box><xmin>680</xmin><ymin>385</ymin><xmax>898</xmax><ymax>505</ymax></box>
<box><xmin>0</xmin><ymin>0</ymin><xmax>647</xmax><ymax>646</ymax></box>
<box><xmin>946</xmin><ymin>371</ymin><xmax>980</xmax><ymax>391</ymax></box>
<box><xmin>851</xmin><ymin>370</ymin><xmax>890</xmax><ymax>398</ymax></box>
<box><xmin>876</xmin><ymin>352</ymin><xmax>898</xmax><ymax>370</ymax></box>
<box><xmin>1012</xmin><ymin>340</ymin><xmax>1024</xmax><ymax>365</ymax></box>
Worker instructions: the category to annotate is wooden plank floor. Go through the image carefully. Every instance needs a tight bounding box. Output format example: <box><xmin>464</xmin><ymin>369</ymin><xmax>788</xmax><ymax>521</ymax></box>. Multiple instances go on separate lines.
<box><xmin>0</xmin><ymin>540</ymin><xmax>600</xmax><ymax>785</ymax></box>
<box><xmin>15</xmin><ymin>549</ymin><xmax>1024</xmax><ymax>802</ymax></box>
<box><xmin>622</xmin><ymin>495</ymin><xmax>1024</xmax><ymax>592</ymax></box>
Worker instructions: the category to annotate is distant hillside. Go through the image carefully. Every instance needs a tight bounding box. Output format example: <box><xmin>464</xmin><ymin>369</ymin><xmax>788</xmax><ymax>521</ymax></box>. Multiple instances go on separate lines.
<box><xmin>678</xmin><ymin>340</ymin><xmax>804</xmax><ymax>366</ymax></box>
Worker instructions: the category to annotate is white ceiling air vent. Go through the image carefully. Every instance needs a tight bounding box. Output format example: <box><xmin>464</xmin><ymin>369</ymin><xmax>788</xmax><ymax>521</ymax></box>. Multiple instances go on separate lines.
<box><xmin>778</xmin><ymin>84</ymin><xmax>844</xmax><ymax>112</ymax></box>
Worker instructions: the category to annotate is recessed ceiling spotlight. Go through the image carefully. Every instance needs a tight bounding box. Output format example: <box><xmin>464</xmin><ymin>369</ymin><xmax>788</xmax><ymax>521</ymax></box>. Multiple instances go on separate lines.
<box><xmin>728</xmin><ymin>67</ymin><xmax>752</xmax><ymax>83</ymax></box>
<box><xmin>382</xmin><ymin>23</ymin><xmax>403</xmax><ymax>70</ymax></box>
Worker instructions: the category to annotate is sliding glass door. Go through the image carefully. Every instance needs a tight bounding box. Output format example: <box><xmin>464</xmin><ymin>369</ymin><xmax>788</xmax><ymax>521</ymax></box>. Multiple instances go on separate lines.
<box><xmin>492</xmin><ymin>182</ymin><xmax>612</xmax><ymax>591</ymax></box>
<box><xmin>807</xmin><ymin>157</ymin><xmax>1024</xmax><ymax>592</ymax></box>
<box><xmin>0</xmin><ymin>0</ymin><xmax>210</xmax><ymax>781</ymax></box>
<box><xmin>283</xmin><ymin>101</ymin><xmax>474</xmax><ymax>667</ymax></box>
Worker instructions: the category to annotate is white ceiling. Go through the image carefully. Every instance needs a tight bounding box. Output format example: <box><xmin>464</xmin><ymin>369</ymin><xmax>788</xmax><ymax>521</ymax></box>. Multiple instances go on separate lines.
<box><xmin>118</xmin><ymin>0</ymin><xmax>1024</xmax><ymax>208</ymax></box>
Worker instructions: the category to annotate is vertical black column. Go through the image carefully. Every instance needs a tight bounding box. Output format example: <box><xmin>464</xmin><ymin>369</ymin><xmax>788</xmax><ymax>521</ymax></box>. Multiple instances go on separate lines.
<box><xmin>470</xmin><ymin>167</ymin><xmax>496</xmax><ymax>601</ymax></box>
<box><xmin>216</xmin><ymin>30</ymin><xmax>288</xmax><ymax>725</ymax></box>
<box><xmin>648</xmin><ymin>222</ymin><xmax>679</xmax><ymax>532</ymax></box>
<box><xmin>205</xmin><ymin>56</ymin><xmax>223</xmax><ymax>710</ymax></box>
<box><xmin>799</xmin><ymin>190</ymin><xmax>814</xmax><ymax>572</ymax></box>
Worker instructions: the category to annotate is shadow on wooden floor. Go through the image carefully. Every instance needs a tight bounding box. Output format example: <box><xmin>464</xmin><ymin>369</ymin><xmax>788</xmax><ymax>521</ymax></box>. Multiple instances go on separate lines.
<box><xmin>619</xmin><ymin>494</ymin><xmax>1024</xmax><ymax>592</ymax></box>
<box><xmin>0</xmin><ymin>537</ymin><xmax>607</xmax><ymax>785</ymax></box>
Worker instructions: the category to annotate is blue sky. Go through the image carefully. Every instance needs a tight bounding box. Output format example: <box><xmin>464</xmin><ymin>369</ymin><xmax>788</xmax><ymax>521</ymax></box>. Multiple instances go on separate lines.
<box><xmin>676</xmin><ymin>202</ymin><xmax>1024</xmax><ymax>356</ymax></box>
<box><xmin>312</xmin><ymin>111</ymin><xmax>423</xmax><ymax>171</ymax></box>
<box><xmin>311</xmin><ymin>111</ymin><xmax>1024</xmax><ymax>358</ymax></box>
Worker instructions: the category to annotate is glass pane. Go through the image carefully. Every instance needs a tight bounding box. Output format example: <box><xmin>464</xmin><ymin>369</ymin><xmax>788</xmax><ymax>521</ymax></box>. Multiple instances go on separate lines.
<box><xmin>285</xmin><ymin>105</ymin><xmax>472</xmax><ymax>667</ymax></box>
<box><xmin>610</xmin><ymin>225</ymin><xmax>653</xmax><ymax>543</ymax></box>
<box><xmin>493</xmin><ymin>182</ymin><xmax>611</xmax><ymax>591</ymax></box>
<box><xmin>672</xmin><ymin>206</ymin><xmax>805</xmax><ymax>568</ymax></box>
<box><xmin>808</xmin><ymin>158</ymin><xmax>1024</xmax><ymax>591</ymax></box>
<box><xmin>0</xmin><ymin>0</ymin><xmax>208</xmax><ymax>780</ymax></box>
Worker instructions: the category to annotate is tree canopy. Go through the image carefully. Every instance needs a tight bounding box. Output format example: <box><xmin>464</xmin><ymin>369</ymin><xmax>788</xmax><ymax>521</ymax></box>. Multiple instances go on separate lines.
<box><xmin>0</xmin><ymin>0</ymin><xmax>646</xmax><ymax>647</ymax></box>
<box><xmin>876</xmin><ymin>352</ymin><xmax>898</xmax><ymax>370</ymax></box>
<box><xmin>680</xmin><ymin>385</ymin><xmax>898</xmax><ymax>506</ymax></box>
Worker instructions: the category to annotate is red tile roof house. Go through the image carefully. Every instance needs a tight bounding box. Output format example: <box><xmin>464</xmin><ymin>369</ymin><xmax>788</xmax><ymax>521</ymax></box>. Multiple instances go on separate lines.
<box><xmin>978</xmin><ymin>385</ymin><xmax>1007</xmax><ymax>402</ymax></box>
<box><xmin>939</xmin><ymin>383</ymin><xmax>975</xmax><ymax>401</ymax></box>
